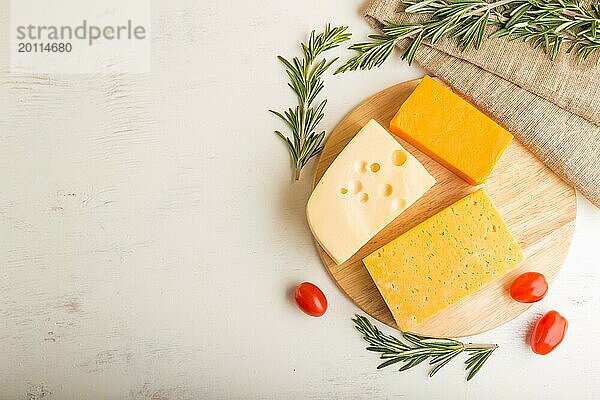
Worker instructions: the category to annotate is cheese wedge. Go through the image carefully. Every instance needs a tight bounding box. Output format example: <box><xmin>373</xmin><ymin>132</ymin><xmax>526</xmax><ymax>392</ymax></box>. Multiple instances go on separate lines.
<box><xmin>307</xmin><ymin>119</ymin><xmax>436</xmax><ymax>265</ymax></box>
<box><xmin>363</xmin><ymin>189</ymin><xmax>523</xmax><ymax>331</ymax></box>
<box><xmin>390</xmin><ymin>76</ymin><xmax>513</xmax><ymax>185</ymax></box>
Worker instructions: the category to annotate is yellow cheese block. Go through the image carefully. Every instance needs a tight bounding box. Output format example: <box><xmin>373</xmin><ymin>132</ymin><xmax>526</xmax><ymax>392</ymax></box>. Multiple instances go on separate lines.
<box><xmin>363</xmin><ymin>189</ymin><xmax>523</xmax><ymax>331</ymax></box>
<box><xmin>390</xmin><ymin>76</ymin><xmax>513</xmax><ymax>185</ymax></box>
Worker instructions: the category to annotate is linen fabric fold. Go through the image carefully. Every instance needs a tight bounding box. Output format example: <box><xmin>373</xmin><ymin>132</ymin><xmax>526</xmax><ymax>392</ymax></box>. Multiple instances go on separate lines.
<box><xmin>363</xmin><ymin>0</ymin><xmax>600</xmax><ymax>207</ymax></box>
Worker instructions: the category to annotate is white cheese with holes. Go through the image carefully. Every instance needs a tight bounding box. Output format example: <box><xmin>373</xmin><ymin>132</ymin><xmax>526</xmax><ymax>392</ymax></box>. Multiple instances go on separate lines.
<box><xmin>307</xmin><ymin>119</ymin><xmax>436</xmax><ymax>265</ymax></box>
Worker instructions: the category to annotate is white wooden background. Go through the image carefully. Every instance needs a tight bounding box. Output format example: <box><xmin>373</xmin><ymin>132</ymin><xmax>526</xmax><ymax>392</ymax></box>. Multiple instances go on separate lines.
<box><xmin>1</xmin><ymin>0</ymin><xmax>599</xmax><ymax>399</ymax></box>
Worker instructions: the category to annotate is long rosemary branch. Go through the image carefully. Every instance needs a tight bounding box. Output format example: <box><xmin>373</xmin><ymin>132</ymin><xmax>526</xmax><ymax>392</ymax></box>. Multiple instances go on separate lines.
<box><xmin>353</xmin><ymin>314</ymin><xmax>498</xmax><ymax>381</ymax></box>
<box><xmin>270</xmin><ymin>25</ymin><xmax>351</xmax><ymax>180</ymax></box>
<box><xmin>337</xmin><ymin>0</ymin><xmax>600</xmax><ymax>74</ymax></box>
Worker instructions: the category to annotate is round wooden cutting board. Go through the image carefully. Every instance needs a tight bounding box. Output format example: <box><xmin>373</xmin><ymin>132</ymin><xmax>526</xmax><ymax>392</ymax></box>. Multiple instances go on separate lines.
<box><xmin>312</xmin><ymin>78</ymin><xmax>576</xmax><ymax>338</ymax></box>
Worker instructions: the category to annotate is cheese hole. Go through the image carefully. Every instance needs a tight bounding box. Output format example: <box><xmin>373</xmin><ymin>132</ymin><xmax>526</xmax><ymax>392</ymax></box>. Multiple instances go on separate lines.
<box><xmin>378</xmin><ymin>184</ymin><xmax>393</xmax><ymax>197</ymax></box>
<box><xmin>370</xmin><ymin>163</ymin><xmax>381</xmax><ymax>173</ymax></box>
<box><xmin>355</xmin><ymin>160</ymin><xmax>368</xmax><ymax>173</ymax></box>
<box><xmin>392</xmin><ymin>150</ymin><xmax>407</xmax><ymax>166</ymax></box>
<box><xmin>340</xmin><ymin>188</ymin><xmax>348</xmax><ymax>195</ymax></box>
<box><xmin>391</xmin><ymin>198</ymin><xmax>406</xmax><ymax>212</ymax></box>
<box><xmin>348</xmin><ymin>180</ymin><xmax>362</xmax><ymax>194</ymax></box>
<box><xmin>358</xmin><ymin>193</ymin><xmax>369</xmax><ymax>203</ymax></box>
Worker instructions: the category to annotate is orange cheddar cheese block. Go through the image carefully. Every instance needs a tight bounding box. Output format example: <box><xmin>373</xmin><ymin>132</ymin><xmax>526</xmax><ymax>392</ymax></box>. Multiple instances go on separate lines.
<box><xmin>363</xmin><ymin>189</ymin><xmax>523</xmax><ymax>331</ymax></box>
<box><xmin>390</xmin><ymin>76</ymin><xmax>513</xmax><ymax>185</ymax></box>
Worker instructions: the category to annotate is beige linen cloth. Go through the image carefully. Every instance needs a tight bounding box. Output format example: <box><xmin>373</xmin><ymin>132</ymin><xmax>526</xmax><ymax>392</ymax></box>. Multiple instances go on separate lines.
<box><xmin>364</xmin><ymin>0</ymin><xmax>600</xmax><ymax>207</ymax></box>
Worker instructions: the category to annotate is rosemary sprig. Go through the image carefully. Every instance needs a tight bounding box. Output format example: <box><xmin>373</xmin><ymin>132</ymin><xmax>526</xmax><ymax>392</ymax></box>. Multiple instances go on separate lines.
<box><xmin>336</xmin><ymin>0</ymin><xmax>600</xmax><ymax>73</ymax></box>
<box><xmin>270</xmin><ymin>25</ymin><xmax>351</xmax><ymax>180</ymax></box>
<box><xmin>353</xmin><ymin>314</ymin><xmax>498</xmax><ymax>381</ymax></box>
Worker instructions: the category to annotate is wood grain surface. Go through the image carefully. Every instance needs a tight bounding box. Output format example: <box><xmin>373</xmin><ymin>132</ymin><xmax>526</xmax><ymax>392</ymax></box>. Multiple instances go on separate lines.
<box><xmin>312</xmin><ymin>79</ymin><xmax>577</xmax><ymax>338</ymax></box>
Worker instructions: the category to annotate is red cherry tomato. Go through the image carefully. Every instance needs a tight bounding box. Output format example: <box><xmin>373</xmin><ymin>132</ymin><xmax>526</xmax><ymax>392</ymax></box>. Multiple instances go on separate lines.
<box><xmin>294</xmin><ymin>282</ymin><xmax>327</xmax><ymax>317</ymax></box>
<box><xmin>530</xmin><ymin>311</ymin><xmax>568</xmax><ymax>355</ymax></box>
<box><xmin>510</xmin><ymin>272</ymin><xmax>548</xmax><ymax>303</ymax></box>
